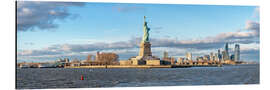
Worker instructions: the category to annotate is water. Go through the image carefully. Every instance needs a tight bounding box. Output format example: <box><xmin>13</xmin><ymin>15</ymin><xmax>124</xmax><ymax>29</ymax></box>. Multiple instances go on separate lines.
<box><xmin>16</xmin><ymin>64</ymin><xmax>259</xmax><ymax>89</ymax></box>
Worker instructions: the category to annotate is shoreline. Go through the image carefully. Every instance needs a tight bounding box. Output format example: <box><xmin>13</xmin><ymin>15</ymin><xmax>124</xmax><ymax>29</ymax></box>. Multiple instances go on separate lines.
<box><xmin>17</xmin><ymin>64</ymin><xmax>259</xmax><ymax>69</ymax></box>
<box><xmin>64</xmin><ymin>64</ymin><xmax>222</xmax><ymax>69</ymax></box>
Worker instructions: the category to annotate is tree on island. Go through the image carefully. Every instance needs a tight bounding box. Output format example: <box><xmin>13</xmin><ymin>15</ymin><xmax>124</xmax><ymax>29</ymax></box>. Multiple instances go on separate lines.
<box><xmin>96</xmin><ymin>52</ymin><xmax>119</xmax><ymax>65</ymax></box>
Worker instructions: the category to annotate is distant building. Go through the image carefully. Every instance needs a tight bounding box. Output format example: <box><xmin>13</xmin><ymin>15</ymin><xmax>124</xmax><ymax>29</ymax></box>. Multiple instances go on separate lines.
<box><xmin>203</xmin><ymin>55</ymin><xmax>210</xmax><ymax>61</ymax></box>
<box><xmin>163</xmin><ymin>51</ymin><xmax>168</xmax><ymax>58</ymax></box>
<box><xmin>146</xmin><ymin>60</ymin><xmax>161</xmax><ymax>65</ymax></box>
<box><xmin>210</xmin><ymin>52</ymin><xmax>214</xmax><ymax>61</ymax></box>
<box><xmin>223</xmin><ymin>43</ymin><xmax>230</xmax><ymax>60</ymax></box>
<box><xmin>87</xmin><ymin>54</ymin><xmax>93</xmax><ymax>61</ymax></box>
<box><xmin>186</xmin><ymin>52</ymin><xmax>192</xmax><ymax>60</ymax></box>
<box><xmin>131</xmin><ymin>59</ymin><xmax>146</xmax><ymax>65</ymax></box>
<box><xmin>234</xmin><ymin>44</ymin><xmax>240</xmax><ymax>61</ymax></box>
<box><xmin>218</xmin><ymin>49</ymin><xmax>222</xmax><ymax>60</ymax></box>
<box><xmin>222</xmin><ymin>50</ymin><xmax>230</xmax><ymax>60</ymax></box>
<box><xmin>162</xmin><ymin>52</ymin><xmax>175</xmax><ymax>65</ymax></box>
<box><xmin>196</xmin><ymin>56</ymin><xmax>203</xmax><ymax>62</ymax></box>
<box><xmin>214</xmin><ymin>53</ymin><xmax>219</xmax><ymax>61</ymax></box>
<box><xmin>170</xmin><ymin>57</ymin><xmax>176</xmax><ymax>65</ymax></box>
<box><xmin>64</xmin><ymin>58</ymin><xmax>69</xmax><ymax>63</ymax></box>
<box><xmin>96</xmin><ymin>51</ymin><xmax>100</xmax><ymax>60</ymax></box>
<box><xmin>177</xmin><ymin>57</ymin><xmax>185</xmax><ymax>64</ymax></box>
<box><xmin>230</xmin><ymin>54</ymin><xmax>235</xmax><ymax>61</ymax></box>
<box><xmin>225</xmin><ymin>43</ymin><xmax>229</xmax><ymax>55</ymax></box>
<box><xmin>222</xmin><ymin>51</ymin><xmax>226</xmax><ymax>60</ymax></box>
<box><xmin>71</xmin><ymin>59</ymin><xmax>80</xmax><ymax>63</ymax></box>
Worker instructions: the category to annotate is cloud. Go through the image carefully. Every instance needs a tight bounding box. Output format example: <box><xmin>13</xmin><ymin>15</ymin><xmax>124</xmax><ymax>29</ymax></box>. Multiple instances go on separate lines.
<box><xmin>17</xmin><ymin>43</ymin><xmax>259</xmax><ymax>62</ymax></box>
<box><xmin>18</xmin><ymin>31</ymin><xmax>259</xmax><ymax>57</ymax></box>
<box><xmin>17</xmin><ymin>1</ymin><xmax>85</xmax><ymax>31</ymax></box>
<box><xmin>17</xmin><ymin>49</ymin><xmax>62</xmax><ymax>56</ymax></box>
<box><xmin>245</xmin><ymin>20</ymin><xmax>260</xmax><ymax>36</ymax></box>
<box><xmin>18</xmin><ymin>18</ymin><xmax>260</xmax><ymax>57</ymax></box>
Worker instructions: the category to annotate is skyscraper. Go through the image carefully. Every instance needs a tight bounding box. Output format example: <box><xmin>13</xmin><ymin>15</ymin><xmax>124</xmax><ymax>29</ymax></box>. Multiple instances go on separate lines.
<box><xmin>222</xmin><ymin>51</ymin><xmax>229</xmax><ymax>60</ymax></box>
<box><xmin>225</xmin><ymin>43</ymin><xmax>229</xmax><ymax>54</ymax></box>
<box><xmin>218</xmin><ymin>49</ymin><xmax>222</xmax><ymax>60</ymax></box>
<box><xmin>230</xmin><ymin>54</ymin><xmax>235</xmax><ymax>60</ymax></box>
<box><xmin>214</xmin><ymin>53</ymin><xmax>219</xmax><ymax>61</ymax></box>
<box><xmin>224</xmin><ymin>43</ymin><xmax>230</xmax><ymax>60</ymax></box>
<box><xmin>234</xmin><ymin>44</ymin><xmax>240</xmax><ymax>61</ymax></box>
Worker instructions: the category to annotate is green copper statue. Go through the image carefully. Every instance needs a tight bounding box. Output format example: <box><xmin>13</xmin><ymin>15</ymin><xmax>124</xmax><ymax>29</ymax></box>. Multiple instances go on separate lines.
<box><xmin>142</xmin><ymin>16</ymin><xmax>150</xmax><ymax>42</ymax></box>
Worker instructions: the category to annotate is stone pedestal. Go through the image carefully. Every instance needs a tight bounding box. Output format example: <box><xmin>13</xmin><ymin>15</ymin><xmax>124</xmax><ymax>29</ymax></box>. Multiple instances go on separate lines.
<box><xmin>139</xmin><ymin>42</ymin><xmax>152</xmax><ymax>57</ymax></box>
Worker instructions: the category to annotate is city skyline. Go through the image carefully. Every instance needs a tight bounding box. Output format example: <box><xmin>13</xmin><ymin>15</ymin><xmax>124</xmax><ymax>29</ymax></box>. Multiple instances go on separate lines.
<box><xmin>17</xmin><ymin>1</ymin><xmax>259</xmax><ymax>62</ymax></box>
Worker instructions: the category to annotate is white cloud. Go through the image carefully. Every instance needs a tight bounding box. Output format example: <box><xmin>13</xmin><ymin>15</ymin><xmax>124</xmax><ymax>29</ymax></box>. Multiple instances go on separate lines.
<box><xmin>17</xmin><ymin>1</ymin><xmax>85</xmax><ymax>31</ymax></box>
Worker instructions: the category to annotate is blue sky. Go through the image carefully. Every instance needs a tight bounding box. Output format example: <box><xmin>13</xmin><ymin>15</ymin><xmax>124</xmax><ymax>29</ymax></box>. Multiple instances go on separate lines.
<box><xmin>17</xmin><ymin>1</ymin><xmax>259</xmax><ymax>62</ymax></box>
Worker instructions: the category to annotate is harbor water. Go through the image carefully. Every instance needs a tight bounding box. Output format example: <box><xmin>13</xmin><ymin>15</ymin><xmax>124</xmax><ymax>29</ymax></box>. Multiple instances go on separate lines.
<box><xmin>16</xmin><ymin>64</ymin><xmax>259</xmax><ymax>89</ymax></box>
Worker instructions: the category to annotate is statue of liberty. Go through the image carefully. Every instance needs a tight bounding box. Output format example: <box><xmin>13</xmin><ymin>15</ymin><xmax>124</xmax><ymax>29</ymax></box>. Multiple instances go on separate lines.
<box><xmin>142</xmin><ymin>16</ymin><xmax>150</xmax><ymax>42</ymax></box>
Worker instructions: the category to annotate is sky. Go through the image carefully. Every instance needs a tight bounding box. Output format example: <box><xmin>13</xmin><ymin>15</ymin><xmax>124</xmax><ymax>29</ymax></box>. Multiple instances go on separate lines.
<box><xmin>16</xmin><ymin>1</ymin><xmax>260</xmax><ymax>63</ymax></box>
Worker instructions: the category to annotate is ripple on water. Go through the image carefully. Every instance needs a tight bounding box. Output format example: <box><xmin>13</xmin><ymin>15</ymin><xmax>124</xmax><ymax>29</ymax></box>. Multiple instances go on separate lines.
<box><xmin>16</xmin><ymin>64</ymin><xmax>259</xmax><ymax>89</ymax></box>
